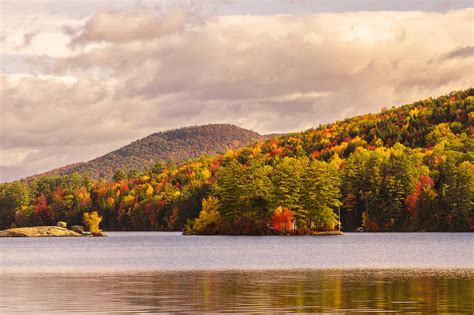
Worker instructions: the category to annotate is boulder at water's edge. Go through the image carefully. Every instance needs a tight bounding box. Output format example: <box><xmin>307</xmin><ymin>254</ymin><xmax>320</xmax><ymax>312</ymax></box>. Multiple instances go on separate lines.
<box><xmin>0</xmin><ymin>226</ymin><xmax>84</xmax><ymax>237</ymax></box>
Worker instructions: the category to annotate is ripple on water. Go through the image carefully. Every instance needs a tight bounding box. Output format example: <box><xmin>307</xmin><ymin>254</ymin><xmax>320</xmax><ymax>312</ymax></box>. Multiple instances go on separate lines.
<box><xmin>0</xmin><ymin>269</ymin><xmax>473</xmax><ymax>313</ymax></box>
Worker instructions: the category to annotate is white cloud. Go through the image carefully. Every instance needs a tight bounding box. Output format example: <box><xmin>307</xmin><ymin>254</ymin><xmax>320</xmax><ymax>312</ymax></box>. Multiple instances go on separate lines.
<box><xmin>1</xmin><ymin>7</ymin><xmax>473</xmax><ymax>181</ymax></box>
<box><xmin>68</xmin><ymin>7</ymin><xmax>190</xmax><ymax>46</ymax></box>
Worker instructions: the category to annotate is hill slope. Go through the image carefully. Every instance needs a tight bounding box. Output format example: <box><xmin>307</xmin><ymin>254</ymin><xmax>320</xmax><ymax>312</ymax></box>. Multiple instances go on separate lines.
<box><xmin>2</xmin><ymin>89</ymin><xmax>472</xmax><ymax>233</ymax></box>
<box><xmin>38</xmin><ymin>124</ymin><xmax>266</xmax><ymax>179</ymax></box>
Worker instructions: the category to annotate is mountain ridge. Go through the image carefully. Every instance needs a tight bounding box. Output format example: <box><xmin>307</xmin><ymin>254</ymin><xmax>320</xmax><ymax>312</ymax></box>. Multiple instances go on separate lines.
<box><xmin>33</xmin><ymin>124</ymin><xmax>268</xmax><ymax>179</ymax></box>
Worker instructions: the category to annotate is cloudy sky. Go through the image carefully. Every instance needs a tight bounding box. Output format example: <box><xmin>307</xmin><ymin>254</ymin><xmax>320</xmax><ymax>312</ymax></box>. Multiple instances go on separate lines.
<box><xmin>1</xmin><ymin>0</ymin><xmax>473</xmax><ymax>182</ymax></box>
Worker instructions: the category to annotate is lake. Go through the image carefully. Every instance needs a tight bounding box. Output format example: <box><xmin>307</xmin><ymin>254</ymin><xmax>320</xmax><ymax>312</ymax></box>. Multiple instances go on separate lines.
<box><xmin>0</xmin><ymin>232</ymin><xmax>473</xmax><ymax>313</ymax></box>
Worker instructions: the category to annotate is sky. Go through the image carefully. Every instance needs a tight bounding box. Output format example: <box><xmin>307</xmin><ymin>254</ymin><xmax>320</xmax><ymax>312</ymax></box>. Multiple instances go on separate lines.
<box><xmin>1</xmin><ymin>0</ymin><xmax>473</xmax><ymax>182</ymax></box>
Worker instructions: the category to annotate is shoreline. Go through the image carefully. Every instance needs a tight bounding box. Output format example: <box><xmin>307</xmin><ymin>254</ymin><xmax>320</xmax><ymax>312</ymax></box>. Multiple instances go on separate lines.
<box><xmin>0</xmin><ymin>226</ymin><xmax>105</xmax><ymax>237</ymax></box>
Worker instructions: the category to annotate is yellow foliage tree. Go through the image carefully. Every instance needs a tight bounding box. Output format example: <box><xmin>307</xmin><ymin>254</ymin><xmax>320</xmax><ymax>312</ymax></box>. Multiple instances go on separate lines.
<box><xmin>83</xmin><ymin>211</ymin><xmax>103</xmax><ymax>236</ymax></box>
<box><xmin>185</xmin><ymin>197</ymin><xmax>221</xmax><ymax>234</ymax></box>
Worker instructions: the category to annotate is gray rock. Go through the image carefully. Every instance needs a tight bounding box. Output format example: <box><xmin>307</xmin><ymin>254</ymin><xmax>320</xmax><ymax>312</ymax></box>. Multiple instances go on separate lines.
<box><xmin>0</xmin><ymin>226</ymin><xmax>83</xmax><ymax>237</ymax></box>
<box><xmin>71</xmin><ymin>225</ymin><xmax>84</xmax><ymax>234</ymax></box>
<box><xmin>57</xmin><ymin>221</ymin><xmax>67</xmax><ymax>228</ymax></box>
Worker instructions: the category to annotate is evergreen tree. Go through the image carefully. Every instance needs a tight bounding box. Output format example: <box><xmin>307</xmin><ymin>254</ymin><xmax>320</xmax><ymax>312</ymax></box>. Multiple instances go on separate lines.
<box><xmin>377</xmin><ymin>149</ymin><xmax>418</xmax><ymax>230</ymax></box>
<box><xmin>216</xmin><ymin>160</ymin><xmax>248</xmax><ymax>224</ymax></box>
<box><xmin>0</xmin><ymin>181</ymin><xmax>31</xmax><ymax>229</ymax></box>
<box><xmin>442</xmin><ymin>160</ymin><xmax>474</xmax><ymax>230</ymax></box>
<box><xmin>302</xmin><ymin>160</ymin><xmax>341</xmax><ymax>230</ymax></box>
<box><xmin>271</xmin><ymin>157</ymin><xmax>306</xmax><ymax>224</ymax></box>
<box><xmin>341</xmin><ymin>150</ymin><xmax>367</xmax><ymax>230</ymax></box>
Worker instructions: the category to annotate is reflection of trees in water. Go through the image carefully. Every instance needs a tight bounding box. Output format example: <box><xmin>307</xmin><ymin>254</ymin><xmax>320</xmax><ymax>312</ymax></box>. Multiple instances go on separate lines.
<box><xmin>1</xmin><ymin>270</ymin><xmax>472</xmax><ymax>313</ymax></box>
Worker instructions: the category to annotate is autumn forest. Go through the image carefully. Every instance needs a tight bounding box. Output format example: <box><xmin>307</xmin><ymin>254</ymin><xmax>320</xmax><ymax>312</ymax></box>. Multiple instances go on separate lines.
<box><xmin>1</xmin><ymin>89</ymin><xmax>473</xmax><ymax>234</ymax></box>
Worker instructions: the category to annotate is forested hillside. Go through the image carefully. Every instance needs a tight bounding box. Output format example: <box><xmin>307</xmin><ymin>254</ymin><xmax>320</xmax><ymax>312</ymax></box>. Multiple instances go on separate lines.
<box><xmin>36</xmin><ymin>124</ymin><xmax>266</xmax><ymax>179</ymax></box>
<box><xmin>1</xmin><ymin>89</ymin><xmax>472</xmax><ymax>233</ymax></box>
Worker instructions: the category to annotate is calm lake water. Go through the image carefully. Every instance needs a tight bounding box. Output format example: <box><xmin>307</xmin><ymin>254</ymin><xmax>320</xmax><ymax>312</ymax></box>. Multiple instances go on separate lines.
<box><xmin>0</xmin><ymin>232</ymin><xmax>473</xmax><ymax>313</ymax></box>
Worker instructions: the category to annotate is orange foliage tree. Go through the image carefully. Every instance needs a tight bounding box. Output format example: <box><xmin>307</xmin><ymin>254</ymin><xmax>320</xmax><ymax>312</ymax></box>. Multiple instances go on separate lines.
<box><xmin>271</xmin><ymin>207</ymin><xmax>294</xmax><ymax>233</ymax></box>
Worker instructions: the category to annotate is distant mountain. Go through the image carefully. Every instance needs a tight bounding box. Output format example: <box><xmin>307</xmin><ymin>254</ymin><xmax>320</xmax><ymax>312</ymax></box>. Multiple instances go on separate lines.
<box><xmin>38</xmin><ymin>124</ymin><xmax>266</xmax><ymax>179</ymax></box>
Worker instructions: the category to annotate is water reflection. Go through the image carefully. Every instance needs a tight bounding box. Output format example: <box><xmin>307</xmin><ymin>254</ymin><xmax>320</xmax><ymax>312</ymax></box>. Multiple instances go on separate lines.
<box><xmin>1</xmin><ymin>269</ymin><xmax>472</xmax><ymax>313</ymax></box>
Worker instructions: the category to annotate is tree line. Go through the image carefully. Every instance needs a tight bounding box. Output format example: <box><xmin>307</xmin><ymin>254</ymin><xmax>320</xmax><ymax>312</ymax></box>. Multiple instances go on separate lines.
<box><xmin>1</xmin><ymin>89</ymin><xmax>472</xmax><ymax>234</ymax></box>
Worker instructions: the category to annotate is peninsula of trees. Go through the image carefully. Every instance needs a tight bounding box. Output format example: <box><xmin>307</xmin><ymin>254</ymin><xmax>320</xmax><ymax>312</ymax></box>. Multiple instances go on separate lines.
<box><xmin>1</xmin><ymin>89</ymin><xmax>472</xmax><ymax>234</ymax></box>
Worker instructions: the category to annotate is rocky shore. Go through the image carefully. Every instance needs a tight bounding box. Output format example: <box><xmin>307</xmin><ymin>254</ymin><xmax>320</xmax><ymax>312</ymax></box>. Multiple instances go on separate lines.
<box><xmin>0</xmin><ymin>226</ymin><xmax>84</xmax><ymax>237</ymax></box>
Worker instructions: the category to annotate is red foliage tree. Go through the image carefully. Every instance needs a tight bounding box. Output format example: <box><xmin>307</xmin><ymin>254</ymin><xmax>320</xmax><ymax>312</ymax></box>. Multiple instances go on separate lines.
<box><xmin>35</xmin><ymin>194</ymin><xmax>52</xmax><ymax>224</ymax></box>
<box><xmin>405</xmin><ymin>175</ymin><xmax>435</xmax><ymax>216</ymax></box>
<box><xmin>271</xmin><ymin>208</ymin><xmax>294</xmax><ymax>233</ymax></box>
<box><xmin>311</xmin><ymin>151</ymin><xmax>321</xmax><ymax>158</ymax></box>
